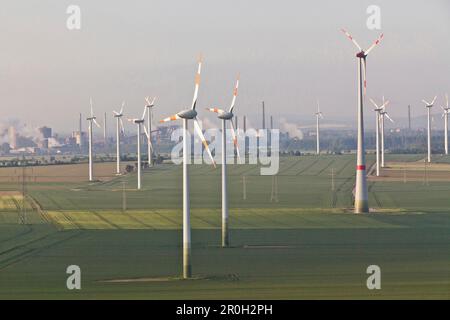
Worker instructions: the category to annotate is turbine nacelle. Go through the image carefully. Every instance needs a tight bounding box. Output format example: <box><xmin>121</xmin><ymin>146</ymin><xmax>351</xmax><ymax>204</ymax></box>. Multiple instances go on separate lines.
<box><xmin>177</xmin><ymin>109</ymin><xmax>198</xmax><ymax>120</ymax></box>
<box><xmin>422</xmin><ymin>96</ymin><xmax>437</xmax><ymax>108</ymax></box>
<box><xmin>356</xmin><ymin>51</ymin><xmax>367</xmax><ymax>58</ymax></box>
<box><xmin>218</xmin><ymin>111</ymin><xmax>233</xmax><ymax>120</ymax></box>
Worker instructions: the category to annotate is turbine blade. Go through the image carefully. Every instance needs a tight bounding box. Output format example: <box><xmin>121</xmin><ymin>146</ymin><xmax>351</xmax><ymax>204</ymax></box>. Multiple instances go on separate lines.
<box><xmin>143</xmin><ymin>125</ymin><xmax>153</xmax><ymax>152</ymax></box>
<box><xmin>193</xmin><ymin>118</ymin><xmax>216</xmax><ymax>168</ymax></box>
<box><xmin>431</xmin><ymin>95</ymin><xmax>437</xmax><ymax>105</ymax></box>
<box><xmin>90</xmin><ymin>97</ymin><xmax>94</xmax><ymax>117</ymax></box>
<box><xmin>145</xmin><ymin>96</ymin><xmax>156</xmax><ymax>107</ymax></box>
<box><xmin>381</xmin><ymin>100</ymin><xmax>390</xmax><ymax>109</ymax></box>
<box><xmin>191</xmin><ymin>55</ymin><xmax>202</xmax><ymax>110</ymax></box>
<box><xmin>362</xmin><ymin>57</ymin><xmax>367</xmax><ymax>95</ymax></box>
<box><xmin>119</xmin><ymin>101</ymin><xmax>125</xmax><ymax>114</ymax></box>
<box><xmin>369</xmin><ymin>98</ymin><xmax>378</xmax><ymax>108</ymax></box>
<box><xmin>422</xmin><ymin>99</ymin><xmax>430</xmax><ymax>106</ymax></box>
<box><xmin>385</xmin><ymin>113</ymin><xmax>395</xmax><ymax>123</ymax></box>
<box><xmin>364</xmin><ymin>33</ymin><xmax>384</xmax><ymax>55</ymax></box>
<box><xmin>141</xmin><ymin>105</ymin><xmax>147</xmax><ymax>120</ymax></box>
<box><xmin>160</xmin><ymin>114</ymin><xmax>181</xmax><ymax>123</ymax></box>
<box><xmin>446</xmin><ymin>93</ymin><xmax>449</xmax><ymax>108</ymax></box>
<box><xmin>206</xmin><ymin>107</ymin><xmax>225</xmax><ymax>114</ymax></box>
<box><xmin>229</xmin><ymin>120</ymin><xmax>241</xmax><ymax>161</ymax></box>
<box><xmin>119</xmin><ymin>118</ymin><xmax>125</xmax><ymax>134</ymax></box>
<box><xmin>229</xmin><ymin>76</ymin><xmax>239</xmax><ymax>112</ymax></box>
<box><xmin>341</xmin><ymin>28</ymin><xmax>362</xmax><ymax>51</ymax></box>
<box><xmin>93</xmin><ymin>118</ymin><xmax>101</xmax><ymax>128</ymax></box>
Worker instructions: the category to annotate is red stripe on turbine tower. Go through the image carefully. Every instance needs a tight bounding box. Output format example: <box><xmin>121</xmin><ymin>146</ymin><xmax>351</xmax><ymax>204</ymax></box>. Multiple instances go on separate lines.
<box><xmin>356</xmin><ymin>165</ymin><xmax>366</xmax><ymax>170</ymax></box>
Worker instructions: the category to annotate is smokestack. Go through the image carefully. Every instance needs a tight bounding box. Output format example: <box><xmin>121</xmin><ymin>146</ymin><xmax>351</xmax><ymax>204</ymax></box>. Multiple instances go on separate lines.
<box><xmin>408</xmin><ymin>105</ymin><xmax>411</xmax><ymax>130</ymax></box>
<box><xmin>79</xmin><ymin>113</ymin><xmax>82</xmax><ymax>133</ymax></box>
<box><xmin>243</xmin><ymin>115</ymin><xmax>247</xmax><ymax>132</ymax></box>
<box><xmin>270</xmin><ymin>115</ymin><xmax>273</xmax><ymax>130</ymax></box>
<box><xmin>103</xmin><ymin>112</ymin><xmax>107</xmax><ymax>143</ymax></box>
<box><xmin>262</xmin><ymin>101</ymin><xmax>266</xmax><ymax>129</ymax></box>
<box><xmin>235</xmin><ymin>116</ymin><xmax>238</xmax><ymax>130</ymax></box>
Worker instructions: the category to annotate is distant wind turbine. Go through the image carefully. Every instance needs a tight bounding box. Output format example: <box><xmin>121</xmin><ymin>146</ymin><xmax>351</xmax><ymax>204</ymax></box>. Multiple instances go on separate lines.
<box><xmin>441</xmin><ymin>94</ymin><xmax>449</xmax><ymax>155</ymax></box>
<box><xmin>379</xmin><ymin>96</ymin><xmax>394</xmax><ymax>168</ymax></box>
<box><xmin>370</xmin><ymin>97</ymin><xmax>390</xmax><ymax>176</ymax></box>
<box><xmin>422</xmin><ymin>96</ymin><xmax>437</xmax><ymax>163</ymax></box>
<box><xmin>86</xmin><ymin>98</ymin><xmax>102</xmax><ymax>182</ymax></box>
<box><xmin>315</xmin><ymin>100</ymin><xmax>323</xmax><ymax>155</ymax></box>
<box><xmin>128</xmin><ymin>106</ymin><xmax>151</xmax><ymax>190</ymax></box>
<box><xmin>145</xmin><ymin>97</ymin><xmax>156</xmax><ymax>166</ymax></box>
<box><xmin>113</xmin><ymin>101</ymin><xmax>125</xmax><ymax>175</ymax></box>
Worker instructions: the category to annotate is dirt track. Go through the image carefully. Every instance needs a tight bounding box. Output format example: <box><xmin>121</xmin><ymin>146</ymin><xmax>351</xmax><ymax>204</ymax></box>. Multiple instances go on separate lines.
<box><xmin>368</xmin><ymin>160</ymin><xmax>450</xmax><ymax>182</ymax></box>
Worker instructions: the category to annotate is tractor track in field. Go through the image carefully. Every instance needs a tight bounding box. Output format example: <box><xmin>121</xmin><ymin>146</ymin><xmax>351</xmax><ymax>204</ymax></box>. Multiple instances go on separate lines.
<box><xmin>152</xmin><ymin>210</ymin><xmax>180</xmax><ymax>227</ymax></box>
<box><xmin>336</xmin><ymin>158</ymin><xmax>353</xmax><ymax>175</ymax></box>
<box><xmin>0</xmin><ymin>225</ymin><xmax>33</xmax><ymax>244</ymax></box>
<box><xmin>332</xmin><ymin>176</ymin><xmax>353</xmax><ymax>207</ymax></box>
<box><xmin>91</xmin><ymin>211</ymin><xmax>121</xmax><ymax>229</ymax></box>
<box><xmin>36</xmin><ymin>193</ymin><xmax>83</xmax><ymax>229</ymax></box>
<box><xmin>315</xmin><ymin>159</ymin><xmax>335</xmax><ymax>176</ymax></box>
<box><xmin>372</xmin><ymin>191</ymin><xmax>382</xmax><ymax>208</ymax></box>
<box><xmin>125</xmin><ymin>213</ymin><xmax>154</xmax><ymax>229</ymax></box>
<box><xmin>295</xmin><ymin>159</ymin><xmax>318</xmax><ymax>176</ymax></box>
<box><xmin>0</xmin><ymin>229</ymin><xmax>83</xmax><ymax>270</ymax></box>
<box><xmin>278</xmin><ymin>158</ymin><xmax>302</xmax><ymax>176</ymax></box>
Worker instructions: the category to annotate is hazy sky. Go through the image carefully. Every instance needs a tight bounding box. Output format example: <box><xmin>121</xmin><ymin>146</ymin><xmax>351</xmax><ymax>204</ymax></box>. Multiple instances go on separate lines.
<box><xmin>0</xmin><ymin>0</ymin><xmax>449</xmax><ymax>133</ymax></box>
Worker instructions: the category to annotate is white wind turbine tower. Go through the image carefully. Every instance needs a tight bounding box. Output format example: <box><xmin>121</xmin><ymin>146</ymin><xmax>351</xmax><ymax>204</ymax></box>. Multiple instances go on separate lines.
<box><xmin>341</xmin><ymin>29</ymin><xmax>384</xmax><ymax>213</ymax></box>
<box><xmin>315</xmin><ymin>100</ymin><xmax>323</xmax><ymax>155</ymax></box>
<box><xmin>441</xmin><ymin>94</ymin><xmax>449</xmax><ymax>155</ymax></box>
<box><xmin>145</xmin><ymin>97</ymin><xmax>156</xmax><ymax>166</ymax></box>
<box><xmin>128</xmin><ymin>106</ymin><xmax>151</xmax><ymax>190</ymax></box>
<box><xmin>369</xmin><ymin>98</ymin><xmax>390</xmax><ymax>176</ymax></box>
<box><xmin>159</xmin><ymin>56</ymin><xmax>216</xmax><ymax>278</ymax></box>
<box><xmin>379</xmin><ymin>96</ymin><xmax>394</xmax><ymax>168</ymax></box>
<box><xmin>206</xmin><ymin>76</ymin><xmax>240</xmax><ymax>248</ymax></box>
<box><xmin>113</xmin><ymin>101</ymin><xmax>125</xmax><ymax>175</ymax></box>
<box><xmin>86</xmin><ymin>98</ymin><xmax>102</xmax><ymax>182</ymax></box>
<box><xmin>422</xmin><ymin>96</ymin><xmax>437</xmax><ymax>163</ymax></box>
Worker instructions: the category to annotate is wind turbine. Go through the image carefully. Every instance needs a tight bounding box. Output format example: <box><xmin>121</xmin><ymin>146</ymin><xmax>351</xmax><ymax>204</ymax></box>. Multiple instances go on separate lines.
<box><xmin>441</xmin><ymin>94</ymin><xmax>449</xmax><ymax>155</ymax></box>
<box><xmin>86</xmin><ymin>98</ymin><xmax>101</xmax><ymax>182</ymax></box>
<box><xmin>145</xmin><ymin>97</ymin><xmax>156</xmax><ymax>166</ymax></box>
<box><xmin>128</xmin><ymin>106</ymin><xmax>150</xmax><ymax>190</ymax></box>
<box><xmin>113</xmin><ymin>101</ymin><xmax>125</xmax><ymax>175</ymax></box>
<box><xmin>422</xmin><ymin>96</ymin><xmax>437</xmax><ymax>163</ymax></box>
<box><xmin>159</xmin><ymin>56</ymin><xmax>216</xmax><ymax>279</ymax></box>
<box><xmin>206</xmin><ymin>76</ymin><xmax>240</xmax><ymax>248</ymax></box>
<box><xmin>379</xmin><ymin>96</ymin><xmax>394</xmax><ymax>168</ymax></box>
<box><xmin>369</xmin><ymin>98</ymin><xmax>390</xmax><ymax>176</ymax></box>
<box><xmin>341</xmin><ymin>29</ymin><xmax>384</xmax><ymax>213</ymax></box>
<box><xmin>315</xmin><ymin>100</ymin><xmax>323</xmax><ymax>155</ymax></box>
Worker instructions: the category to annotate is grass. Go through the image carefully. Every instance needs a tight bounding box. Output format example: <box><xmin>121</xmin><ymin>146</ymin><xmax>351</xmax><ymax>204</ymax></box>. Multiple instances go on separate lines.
<box><xmin>0</xmin><ymin>154</ymin><xmax>449</xmax><ymax>299</ymax></box>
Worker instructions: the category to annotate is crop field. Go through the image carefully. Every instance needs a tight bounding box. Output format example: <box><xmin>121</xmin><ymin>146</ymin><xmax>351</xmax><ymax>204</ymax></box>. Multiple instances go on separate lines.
<box><xmin>0</xmin><ymin>154</ymin><xmax>449</xmax><ymax>299</ymax></box>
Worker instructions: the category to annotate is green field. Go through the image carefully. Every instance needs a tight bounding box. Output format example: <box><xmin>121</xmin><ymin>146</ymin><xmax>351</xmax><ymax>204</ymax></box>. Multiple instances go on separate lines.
<box><xmin>0</xmin><ymin>154</ymin><xmax>449</xmax><ymax>299</ymax></box>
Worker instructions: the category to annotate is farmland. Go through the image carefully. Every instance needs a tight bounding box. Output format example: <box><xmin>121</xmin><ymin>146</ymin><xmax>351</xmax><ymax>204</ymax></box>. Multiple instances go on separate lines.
<box><xmin>0</xmin><ymin>154</ymin><xmax>449</xmax><ymax>299</ymax></box>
